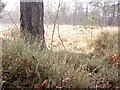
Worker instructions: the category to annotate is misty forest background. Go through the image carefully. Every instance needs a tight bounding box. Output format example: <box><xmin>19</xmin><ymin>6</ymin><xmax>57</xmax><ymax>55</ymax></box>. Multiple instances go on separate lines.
<box><xmin>0</xmin><ymin>0</ymin><xmax>119</xmax><ymax>26</ymax></box>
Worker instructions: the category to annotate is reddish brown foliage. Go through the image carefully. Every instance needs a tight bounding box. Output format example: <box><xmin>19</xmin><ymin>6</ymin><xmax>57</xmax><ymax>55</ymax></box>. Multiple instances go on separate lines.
<box><xmin>108</xmin><ymin>53</ymin><xmax>120</xmax><ymax>65</ymax></box>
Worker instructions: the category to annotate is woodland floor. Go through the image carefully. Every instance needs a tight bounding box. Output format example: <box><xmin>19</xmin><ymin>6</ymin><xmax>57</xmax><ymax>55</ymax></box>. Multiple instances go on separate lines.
<box><xmin>0</xmin><ymin>25</ymin><xmax>119</xmax><ymax>88</ymax></box>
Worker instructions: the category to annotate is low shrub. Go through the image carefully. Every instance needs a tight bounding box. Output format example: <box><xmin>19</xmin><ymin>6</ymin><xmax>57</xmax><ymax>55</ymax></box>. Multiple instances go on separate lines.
<box><xmin>2</xmin><ymin>30</ymin><xmax>119</xmax><ymax>88</ymax></box>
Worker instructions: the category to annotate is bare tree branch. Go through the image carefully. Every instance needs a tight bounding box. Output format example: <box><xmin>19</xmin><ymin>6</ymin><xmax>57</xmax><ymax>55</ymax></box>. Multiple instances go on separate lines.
<box><xmin>50</xmin><ymin>1</ymin><xmax>61</xmax><ymax>50</ymax></box>
<box><xmin>57</xmin><ymin>24</ymin><xmax>66</xmax><ymax>50</ymax></box>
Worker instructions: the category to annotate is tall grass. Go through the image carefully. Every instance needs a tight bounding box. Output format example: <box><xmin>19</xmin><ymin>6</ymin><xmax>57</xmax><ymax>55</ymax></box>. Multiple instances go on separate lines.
<box><xmin>2</xmin><ymin>29</ymin><xmax>119</xmax><ymax>88</ymax></box>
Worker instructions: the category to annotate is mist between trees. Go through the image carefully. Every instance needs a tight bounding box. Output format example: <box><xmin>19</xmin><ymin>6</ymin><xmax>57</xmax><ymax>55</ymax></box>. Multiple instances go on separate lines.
<box><xmin>0</xmin><ymin>0</ymin><xmax>119</xmax><ymax>26</ymax></box>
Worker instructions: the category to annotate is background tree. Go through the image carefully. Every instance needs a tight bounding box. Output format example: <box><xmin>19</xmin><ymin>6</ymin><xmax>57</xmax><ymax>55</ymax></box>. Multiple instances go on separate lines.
<box><xmin>0</xmin><ymin>0</ymin><xmax>5</xmax><ymax>12</ymax></box>
<box><xmin>89</xmin><ymin>0</ymin><xmax>118</xmax><ymax>26</ymax></box>
<box><xmin>0</xmin><ymin>0</ymin><xmax>5</xmax><ymax>18</ymax></box>
<box><xmin>73</xmin><ymin>1</ymin><xmax>84</xmax><ymax>25</ymax></box>
<box><xmin>59</xmin><ymin>2</ymin><xmax>69</xmax><ymax>24</ymax></box>
<box><xmin>20</xmin><ymin>0</ymin><xmax>45</xmax><ymax>49</ymax></box>
<box><xmin>117</xmin><ymin>1</ymin><xmax>120</xmax><ymax>26</ymax></box>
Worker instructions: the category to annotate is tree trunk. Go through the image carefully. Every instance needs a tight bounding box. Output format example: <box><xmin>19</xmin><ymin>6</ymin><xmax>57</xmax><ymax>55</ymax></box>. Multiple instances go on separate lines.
<box><xmin>20</xmin><ymin>0</ymin><xmax>45</xmax><ymax>49</ymax></box>
<box><xmin>118</xmin><ymin>1</ymin><xmax>120</xmax><ymax>54</ymax></box>
<box><xmin>0</xmin><ymin>0</ymin><xmax>5</xmax><ymax>13</ymax></box>
<box><xmin>85</xmin><ymin>2</ymin><xmax>88</xmax><ymax>25</ymax></box>
<box><xmin>117</xmin><ymin>2</ymin><xmax>120</xmax><ymax>26</ymax></box>
<box><xmin>102</xmin><ymin>2</ymin><xmax>106</xmax><ymax>26</ymax></box>
<box><xmin>112</xmin><ymin>2</ymin><xmax>116</xmax><ymax>26</ymax></box>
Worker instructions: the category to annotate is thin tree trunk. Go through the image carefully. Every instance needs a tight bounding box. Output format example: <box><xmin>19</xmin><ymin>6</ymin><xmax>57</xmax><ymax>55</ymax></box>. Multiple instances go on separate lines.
<box><xmin>117</xmin><ymin>2</ymin><xmax>120</xmax><ymax>26</ymax></box>
<box><xmin>86</xmin><ymin>2</ymin><xmax>88</xmax><ymax>25</ymax></box>
<box><xmin>102</xmin><ymin>2</ymin><xmax>106</xmax><ymax>26</ymax></box>
<box><xmin>112</xmin><ymin>2</ymin><xmax>116</xmax><ymax>26</ymax></box>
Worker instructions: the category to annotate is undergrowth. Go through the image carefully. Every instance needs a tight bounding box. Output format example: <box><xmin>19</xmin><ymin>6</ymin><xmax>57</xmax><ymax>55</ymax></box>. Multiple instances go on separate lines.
<box><xmin>2</xmin><ymin>30</ymin><xmax>119</xmax><ymax>88</ymax></box>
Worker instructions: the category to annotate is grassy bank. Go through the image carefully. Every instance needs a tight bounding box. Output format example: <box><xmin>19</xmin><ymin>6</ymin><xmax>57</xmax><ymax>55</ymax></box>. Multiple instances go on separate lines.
<box><xmin>2</xmin><ymin>27</ymin><xmax>119</xmax><ymax>88</ymax></box>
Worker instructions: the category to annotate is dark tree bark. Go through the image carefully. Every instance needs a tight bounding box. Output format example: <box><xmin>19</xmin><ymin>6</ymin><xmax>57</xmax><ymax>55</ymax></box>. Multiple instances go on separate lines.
<box><xmin>20</xmin><ymin>0</ymin><xmax>45</xmax><ymax>49</ymax></box>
